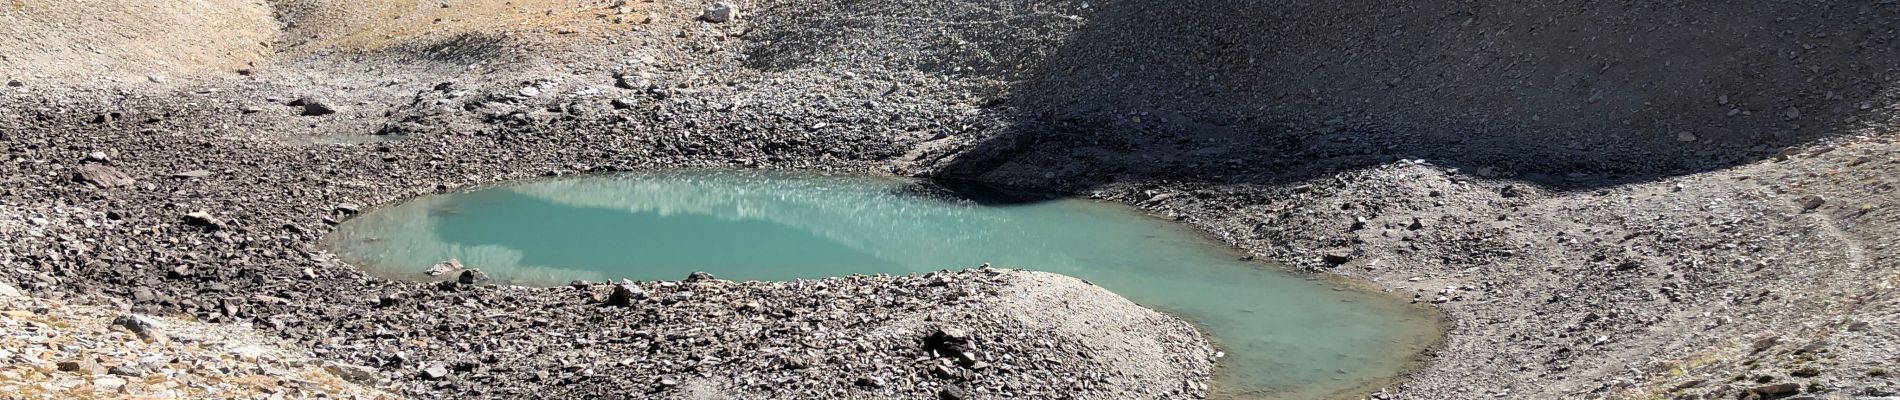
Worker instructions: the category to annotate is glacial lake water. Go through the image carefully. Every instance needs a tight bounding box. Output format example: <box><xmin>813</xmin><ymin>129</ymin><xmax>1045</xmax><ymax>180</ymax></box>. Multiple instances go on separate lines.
<box><xmin>325</xmin><ymin>170</ymin><xmax>1440</xmax><ymax>399</ymax></box>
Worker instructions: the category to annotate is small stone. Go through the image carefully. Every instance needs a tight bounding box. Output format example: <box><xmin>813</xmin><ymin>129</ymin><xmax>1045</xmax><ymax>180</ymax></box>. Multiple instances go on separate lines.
<box><xmin>610</xmin><ymin>98</ymin><xmax>636</xmax><ymax>109</ymax></box>
<box><xmin>1406</xmin><ymin>217</ymin><xmax>1424</xmax><ymax>230</ymax></box>
<box><xmin>1500</xmin><ymin>185</ymin><xmax>1523</xmax><ymax>198</ymax></box>
<box><xmin>107</xmin><ymin>364</ymin><xmax>149</xmax><ymax>377</ymax></box>
<box><xmin>324</xmin><ymin>362</ymin><xmax>383</xmax><ymax>385</ymax></box>
<box><xmin>1748</xmin><ymin>382</ymin><xmax>1801</xmax><ymax>396</ymax></box>
<box><xmin>241</xmin><ymin>106</ymin><xmax>263</xmax><ymax>114</ymax></box>
<box><xmin>1676</xmin><ymin>131</ymin><xmax>1697</xmax><ymax>142</ymax></box>
<box><xmin>518</xmin><ymin>86</ymin><xmax>541</xmax><ymax>97</ymax></box>
<box><xmin>607</xmin><ymin>282</ymin><xmax>647</xmax><ymax>306</ymax></box>
<box><xmin>1321</xmin><ymin>250</ymin><xmax>1352</xmax><ymax>266</ymax></box>
<box><xmin>457</xmin><ymin>269</ymin><xmax>489</xmax><ymax>285</ymax></box>
<box><xmin>426</xmin><ymin>259</ymin><xmax>463</xmax><ymax>276</ymax></box>
<box><xmin>420</xmin><ymin>363</ymin><xmax>450</xmax><ymax>380</ymax></box>
<box><xmin>0</xmin><ymin>281</ymin><xmax>21</xmax><ymax>298</ymax></box>
<box><xmin>701</xmin><ymin>2</ymin><xmax>735</xmax><ymax>23</ymax></box>
<box><xmin>73</xmin><ymin>165</ymin><xmax>135</xmax><ymax>187</ymax></box>
<box><xmin>5</xmin><ymin>80</ymin><xmax>21</xmax><ymax>87</ymax></box>
<box><xmin>112</xmin><ymin>314</ymin><xmax>166</xmax><ymax>342</ymax></box>
<box><xmin>290</xmin><ymin>97</ymin><xmax>338</xmax><ymax>116</ymax></box>
<box><xmin>939</xmin><ymin>385</ymin><xmax>969</xmax><ymax>400</ymax></box>
<box><xmin>666</xmin><ymin>291</ymin><xmax>694</xmax><ymax>303</ymax></box>
<box><xmin>147</xmin><ymin>75</ymin><xmax>165</xmax><ymax>83</ymax></box>
<box><xmin>685</xmin><ymin>271</ymin><xmax>716</xmax><ymax>282</ymax></box>
<box><xmin>170</xmin><ymin>169</ymin><xmax>213</xmax><ymax>178</ymax></box>
<box><xmin>86</xmin><ymin>151</ymin><xmax>110</xmax><ymax>162</ymax></box>
<box><xmin>1798</xmin><ymin>195</ymin><xmax>1825</xmax><ymax>211</ymax></box>
<box><xmin>855</xmin><ymin>376</ymin><xmax>885</xmax><ymax>388</ymax></box>
<box><xmin>183</xmin><ymin>211</ymin><xmax>226</xmax><ymax>230</ymax></box>
<box><xmin>93</xmin><ymin>376</ymin><xmax>127</xmax><ymax>391</ymax></box>
<box><xmin>57</xmin><ymin>360</ymin><xmax>106</xmax><ymax>376</ymax></box>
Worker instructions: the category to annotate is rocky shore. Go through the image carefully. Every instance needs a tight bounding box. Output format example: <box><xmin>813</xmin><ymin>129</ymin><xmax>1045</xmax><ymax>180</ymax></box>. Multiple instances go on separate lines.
<box><xmin>0</xmin><ymin>91</ymin><xmax>1217</xmax><ymax>397</ymax></box>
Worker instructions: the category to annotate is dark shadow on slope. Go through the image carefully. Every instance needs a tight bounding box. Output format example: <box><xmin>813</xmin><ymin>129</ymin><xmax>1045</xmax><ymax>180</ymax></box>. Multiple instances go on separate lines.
<box><xmin>924</xmin><ymin>1</ymin><xmax>1900</xmax><ymax>197</ymax></box>
<box><xmin>742</xmin><ymin>0</ymin><xmax>1088</xmax><ymax>77</ymax></box>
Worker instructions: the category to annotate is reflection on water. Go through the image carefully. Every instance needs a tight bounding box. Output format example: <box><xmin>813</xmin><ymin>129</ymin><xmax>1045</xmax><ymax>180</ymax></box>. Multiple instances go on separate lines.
<box><xmin>326</xmin><ymin>170</ymin><xmax>1440</xmax><ymax>399</ymax></box>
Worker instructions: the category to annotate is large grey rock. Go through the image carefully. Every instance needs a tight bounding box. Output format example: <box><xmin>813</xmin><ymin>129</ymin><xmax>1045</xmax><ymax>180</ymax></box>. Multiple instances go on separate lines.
<box><xmin>289</xmin><ymin>97</ymin><xmax>338</xmax><ymax>116</ymax></box>
<box><xmin>701</xmin><ymin>2</ymin><xmax>735</xmax><ymax>23</ymax></box>
<box><xmin>457</xmin><ymin>269</ymin><xmax>489</xmax><ymax>285</ymax></box>
<box><xmin>426</xmin><ymin>259</ymin><xmax>463</xmax><ymax>276</ymax></box>
<box><xmin>607</xmin><ymin>282</ymin><xmax>647</xmax><ymax>306</ymax></box>
<box><xmin>74</xmin><ymin>164</ymin><xmax>135</xmax><ymax>187</ymax></box>
<box><xmin>183</xmin><ymin>211</ymin><xmax>226</xmax><ymax>230</ymax></box>
<box><xmin>112</xmin><ymin>314</ymin><xmax>166</xmax><ymax>342</ymax></box>
<box><xmin>324</xmin><ymin>362</ymin><xmax>384</xmax><ymax>385</ymax></box>
<box><xmin>420</xmin><ymin>363</ymin><xmax>450</xmax><ymax>380</ymax></box>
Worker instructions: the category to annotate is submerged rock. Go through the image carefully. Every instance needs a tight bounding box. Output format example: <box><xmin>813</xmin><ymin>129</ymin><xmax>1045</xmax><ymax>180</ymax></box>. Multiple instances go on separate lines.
<box><xmin>457</xmin><ymin>269</ymin><xmax>489</xmax><ymax>285</ymax></box>
<box><xmin>426</xmin><ymin>259</ymin><xmax>463</xmax><ymax>276</ymax></box>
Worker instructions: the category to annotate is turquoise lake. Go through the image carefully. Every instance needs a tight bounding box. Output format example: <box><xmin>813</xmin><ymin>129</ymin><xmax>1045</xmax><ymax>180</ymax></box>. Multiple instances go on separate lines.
<box><xmin>325</xmin><ymin>170</ymin><xmax>1440</xmax><ymax>399</ymax></box>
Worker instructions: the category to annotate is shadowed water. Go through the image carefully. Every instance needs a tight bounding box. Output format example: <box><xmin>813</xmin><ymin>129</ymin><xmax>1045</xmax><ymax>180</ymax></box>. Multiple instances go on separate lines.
<box><xmin>326</xmin><ymin>170</ymin><xmax>1439</xmax><ymax>399</ymax></box>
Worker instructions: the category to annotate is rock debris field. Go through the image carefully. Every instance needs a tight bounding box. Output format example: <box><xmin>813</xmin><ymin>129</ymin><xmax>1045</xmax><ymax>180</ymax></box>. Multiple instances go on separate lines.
<box><xmin>5</xmin><ymin>0</ymin><xmax>1900</xmax><ymax>399</ymax></box>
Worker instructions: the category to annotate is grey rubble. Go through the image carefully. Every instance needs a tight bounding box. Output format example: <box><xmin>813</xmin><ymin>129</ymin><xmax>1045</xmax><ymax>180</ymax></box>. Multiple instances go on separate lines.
<box><xmin>5</xmin><ymin>0</ymin><xmax>1900</xmax><ymax>399</ymax></box>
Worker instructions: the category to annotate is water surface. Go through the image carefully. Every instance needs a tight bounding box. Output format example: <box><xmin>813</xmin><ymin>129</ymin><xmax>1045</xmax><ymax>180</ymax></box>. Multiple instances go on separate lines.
<box><xmin>327</xmin><ymin>170</ymin><xmax>1439</xmax><ymax>398</ymax></box>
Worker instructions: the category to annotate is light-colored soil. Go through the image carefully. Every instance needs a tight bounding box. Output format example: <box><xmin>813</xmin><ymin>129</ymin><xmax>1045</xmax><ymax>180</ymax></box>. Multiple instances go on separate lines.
<box><xmin>0</xmin><ymin>0</ymin><xmax>277</xmax><ymax>83</ymax></box>
<box><xmin>0</xmin><ymin>289</ymin><xmax>396</xmax><ymax>399</ymax></box>
<box><xmin>273</xmin><ymin>0</ymin><xmax>648</xmax><ymax>52</ymax></box>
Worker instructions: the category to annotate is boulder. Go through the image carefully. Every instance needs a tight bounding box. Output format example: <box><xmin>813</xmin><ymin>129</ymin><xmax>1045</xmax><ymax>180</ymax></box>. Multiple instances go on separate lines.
<box><xmin>112</xmin><ymin>314</ymin><xmax>166</xmax><ymax>342</ymax></box>
<box><xmin>426</xmin><ymin>259</ymin><xmax>463</xmax><ymax>276</ymax></box>
<box><xmin>457</xmin><ymin>269</ymin><xmax>489</xmax><ymax>285</ymax></box>
<box><xmin>607</xmin><ymin>282</ymin><xmax>647</xmax><ymax>306</ymax></box>
<box><xmin>74</xmin><ymin>164</ymin><xmax>135</xmax><ymax>187</ymax></box>
<box><xmin>289</xmin><ymin>97</ymin><xmax>338</xmax><ymax>116</ymax></box>
<box><xmin>183</xmin><ymin>211</ymin><xmax>227</xmax><ymax>230</ymax></box>
<box><xmin>701</xmin><ymin>2</ymin><xmax>735</xmax><ymax>23</ymax></box>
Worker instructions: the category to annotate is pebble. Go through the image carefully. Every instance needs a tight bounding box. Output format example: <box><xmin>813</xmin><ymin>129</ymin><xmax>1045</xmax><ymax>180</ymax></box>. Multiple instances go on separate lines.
<box><xmin>1799</xmin><ymin>195</ymin><xmax>1825</xmax><ymax>211</ymax></box>
<box><xmin>421</xmin><ymin>363</ymin><xmax>450</xmax><ymax>380</ymax></box>
<box><xmin>289</xmin><ymin>97</ymin><xmax>337</xmax><ymax>116</ymax></box>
